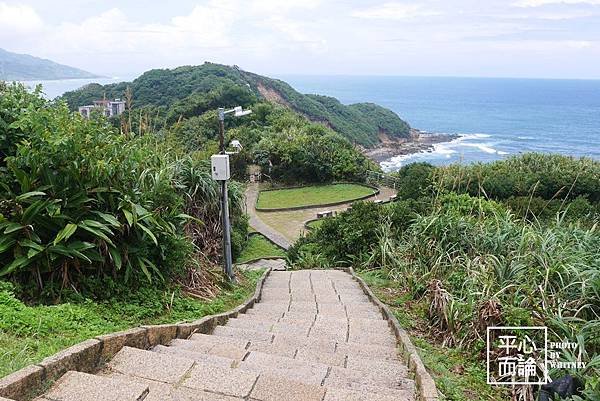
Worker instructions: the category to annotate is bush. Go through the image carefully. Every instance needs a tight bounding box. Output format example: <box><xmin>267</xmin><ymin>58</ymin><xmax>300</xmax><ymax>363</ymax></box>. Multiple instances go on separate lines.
<box><xmin>0</xmin><ymin>83</ymin><xmax>244</xmax><ymax>297</ymax></box>
<box><xmin>393</xmin><ymin>162</ymin><xmax>436</xmax><ymax>200</ymax></box>
<box><xmin>434</xmin><ymin>153</ymin><xmax>600</xmax><ymax>202</ymax></box>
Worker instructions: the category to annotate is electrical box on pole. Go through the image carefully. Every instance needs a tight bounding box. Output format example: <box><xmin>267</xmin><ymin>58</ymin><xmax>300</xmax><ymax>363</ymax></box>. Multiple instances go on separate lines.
<box><xmin>211</xmin><ymin>154</ymin><xmax>230</xmax><ymax>180</ymax></box>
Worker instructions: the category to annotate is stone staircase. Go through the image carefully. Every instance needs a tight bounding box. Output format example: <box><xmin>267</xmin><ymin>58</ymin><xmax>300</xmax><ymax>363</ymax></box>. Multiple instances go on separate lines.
<box><xmin>34</xmin><ymin>270</ymin><xmax>416</xmax><ymax>401</ymax></box>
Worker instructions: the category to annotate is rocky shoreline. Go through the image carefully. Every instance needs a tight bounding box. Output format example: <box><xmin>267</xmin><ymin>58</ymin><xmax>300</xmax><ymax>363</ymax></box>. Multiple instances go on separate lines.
<box><xmin>362</xmin><ymin>129</ymin><xmax>460</xmax><ymax>163</ymax></box>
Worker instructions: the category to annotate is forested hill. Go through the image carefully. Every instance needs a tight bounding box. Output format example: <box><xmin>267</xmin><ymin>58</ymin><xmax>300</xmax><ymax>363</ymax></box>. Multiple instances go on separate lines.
<box><xmin>61</xmin><ymin>63</ymin><xmax>411</xmax><ymax>147</ymax></box>
<box><xmin>0</xmin><ymin>48</ymin><xmax>98</xmax><ymax>80</ymax></box>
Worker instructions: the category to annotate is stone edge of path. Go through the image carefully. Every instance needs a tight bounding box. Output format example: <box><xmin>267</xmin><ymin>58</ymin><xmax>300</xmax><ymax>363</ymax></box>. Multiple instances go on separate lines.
<box><xmin>0</xmin><ymin>268</ymin><xmax>273</xmax><ymax>401</ymax></box>
<box><xmin>345</xmin><ymin>266</ymin><xmax>440</xmax><ymax>401</ymax></box>
<box><xmin>255</xmin><ymin>182</ymin><xmax>380</xmax><ymax>213</ymax></box>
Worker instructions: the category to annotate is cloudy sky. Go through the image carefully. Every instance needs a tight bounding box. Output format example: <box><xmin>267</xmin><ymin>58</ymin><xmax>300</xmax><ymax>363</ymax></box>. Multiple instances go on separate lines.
<box><xmin>1</xmin><ymin>0</ymin><xmax>600</xmax><ymax>78</ymax></box>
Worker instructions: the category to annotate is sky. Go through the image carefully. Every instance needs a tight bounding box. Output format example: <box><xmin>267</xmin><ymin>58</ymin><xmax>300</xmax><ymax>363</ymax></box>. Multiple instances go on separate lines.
<box><xmin>1</xmin><ymin>0</ymin><xmax>600</xmax><ymax>79</ymax></box>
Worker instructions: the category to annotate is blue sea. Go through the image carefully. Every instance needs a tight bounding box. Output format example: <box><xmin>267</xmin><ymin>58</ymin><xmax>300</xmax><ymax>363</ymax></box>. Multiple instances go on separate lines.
<box><xmin>24</xmin><ymin>75</ymin><xmax>600</xmax><ymax>173</ymax></box>
<box><xmin>279</xmin><ymin>76</ymin><xmax>600</xmax><ymax>172</ymax></box>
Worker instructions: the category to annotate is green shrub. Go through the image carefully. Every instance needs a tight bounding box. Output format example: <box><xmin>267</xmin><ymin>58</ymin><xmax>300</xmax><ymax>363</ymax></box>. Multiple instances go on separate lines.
<box><xmin>0</xmin><ymin>83</ymin><xmax>245</xmax><ymax>296</ymax></box>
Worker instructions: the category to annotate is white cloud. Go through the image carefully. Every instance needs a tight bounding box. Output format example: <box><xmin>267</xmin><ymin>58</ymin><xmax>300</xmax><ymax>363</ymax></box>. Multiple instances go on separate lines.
<box><xmin>351</xmin><ymin>2</ymin><xmax>440</xmax><ymax>20</ymax></box>
<box><xmin>513</xmin><ymin>0</ymin><xmax>600</xmax><ymax>7</ymax></box>
<box><xmin>0</xmin><ymin>2</ymin><xmax>43</xmax><ymax>34</ymax></box>
<box><xmin>11</xmin><ymin>1</ymin><xmax>328</xmax><ymax>74</ymax></box>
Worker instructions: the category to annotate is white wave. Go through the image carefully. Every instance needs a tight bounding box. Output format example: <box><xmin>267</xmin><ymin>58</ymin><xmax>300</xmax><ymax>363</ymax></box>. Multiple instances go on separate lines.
<box><xmin>462</xmin><ymin>143</ymin><xmax>498</xmax><ymax>154</ymax></box>
<box><xmin>498</xmin><ymin>151</ymin><xmax>510</xmax><ymax>155</ymax></box>
<box><xmin>517</xmin><ymin>136</ymin><xmax>535</xmax><ymax>140</ymax></box>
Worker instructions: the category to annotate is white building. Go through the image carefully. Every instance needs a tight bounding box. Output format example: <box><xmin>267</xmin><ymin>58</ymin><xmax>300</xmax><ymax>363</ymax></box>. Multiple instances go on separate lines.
<box><xmin>79</xmin><ymin>99</ymin><xmax>126</xmax><ymax>118</ymax></box>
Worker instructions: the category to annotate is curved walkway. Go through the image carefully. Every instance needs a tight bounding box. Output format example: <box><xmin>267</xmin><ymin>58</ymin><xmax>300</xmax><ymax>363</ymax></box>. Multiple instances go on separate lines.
<box><xmin>245</xmin><ymin>184</ymin><xmax>292</xmax><ymax>250</ymax></box>
<box><xmin>246</xmin><ymin>183</ymin><xmax>397</xmax><ymax>244</ymax></box>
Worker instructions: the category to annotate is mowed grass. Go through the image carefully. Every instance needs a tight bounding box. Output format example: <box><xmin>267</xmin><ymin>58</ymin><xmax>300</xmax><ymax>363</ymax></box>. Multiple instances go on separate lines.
<box><xmin>0</xmin><ymin>270</ymin><xmax>263</xmax><ymax>378</ymax></box>
<box><xmin>236</xmin><ymin>234</ymin><xmax>286</xmax><ymax>263</ymax></box>
<box><xmin>257</xmin><ymin>184</ymin><xmax>375</xmax><ymax>209</ymax></box>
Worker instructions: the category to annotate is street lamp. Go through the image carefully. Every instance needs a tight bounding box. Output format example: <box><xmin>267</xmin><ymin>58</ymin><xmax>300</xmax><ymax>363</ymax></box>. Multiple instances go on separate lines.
<box><xmin>211</xmin><ymin>106</ymin><xmax>252</xmax><ymax>281</ymax></box>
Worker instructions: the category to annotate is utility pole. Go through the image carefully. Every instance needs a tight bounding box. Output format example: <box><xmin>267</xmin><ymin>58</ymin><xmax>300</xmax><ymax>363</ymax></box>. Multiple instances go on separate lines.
<box><xmin>217</xmin><ymin>108</ymin><xmax>234</xmax><ymax>281</ymax></box>
<box><xmin>212</xmin><ymin>106</ymin><xmax>251</xmax><ymax>281</ymax></box>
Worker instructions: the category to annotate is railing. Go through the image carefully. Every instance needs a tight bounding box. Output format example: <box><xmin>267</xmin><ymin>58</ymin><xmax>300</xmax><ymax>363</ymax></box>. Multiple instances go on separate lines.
<box><xmin>365</xmin><ymin>170</ymin><xmax>401</xmax><ymax>189</ymax></box>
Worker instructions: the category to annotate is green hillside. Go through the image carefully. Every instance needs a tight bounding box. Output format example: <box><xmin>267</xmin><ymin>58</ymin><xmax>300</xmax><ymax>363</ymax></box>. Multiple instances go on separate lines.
<box><xmin>61</xmin><ymin>63</ymin><xmax>410</xmax><ymax>147</ymax></box>
<box><xmin>0</xmin><ymin>48</ymin><xmax>99</xmax><ymax>80</ymax></box>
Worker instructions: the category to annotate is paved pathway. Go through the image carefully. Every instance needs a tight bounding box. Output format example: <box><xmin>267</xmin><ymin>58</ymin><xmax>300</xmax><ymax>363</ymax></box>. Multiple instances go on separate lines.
<box><xmin>36</xmin><ymin>270</ymin><xmax>415</xmax><ymax>401</ymax></box>
<box><xmin>245</xmin><ymin>184</ymin><xmax>397</xmax><ymax>244</ymax></box>
<box><xmin>245</xmin><ymin>184</ymin><xmax>292</xmax><ymax>249</ymax></box>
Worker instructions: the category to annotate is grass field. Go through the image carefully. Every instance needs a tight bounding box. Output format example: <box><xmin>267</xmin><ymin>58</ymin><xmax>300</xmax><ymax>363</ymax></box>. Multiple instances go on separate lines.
<box><xmin>0</xmin><ymin>270</ymin><xmax>263</xmax><ymax>377</ymax></box>
<box><xmin>257</xmin><ymin>184</ymin><xmax>375</xmax><ymax>209</ymax></box>
<box><xmin>236</xmin><ymin>234</ymin><xmax>286</xmax><ymax>263</ymax></box>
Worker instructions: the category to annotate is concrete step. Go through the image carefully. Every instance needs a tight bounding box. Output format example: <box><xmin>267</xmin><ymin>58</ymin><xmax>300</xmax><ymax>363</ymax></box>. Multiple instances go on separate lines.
<box><xmin>104</xmin><ymin>371</ymin><xmax>243</xmax><ymax>401</ymax></box>
<box><xmin>188</xmin><ymin>332</ymin><xmax>249</xmax><ymax>349</ymax></box>
<box><xmin>107</xmin><ymin>346</ymin><xmax>194</xmax><ymax>384</ymax></box>
<box><xmin>336</xmin><ymin>341</ymin><xmax>400</xmax><ymax>360</ymax></box>
<box><xmin>324</xmin><ymin>385</ymin><xmax>416</xmax><ymax>401</ymax></box>
<box><xmin>225</xmin><ymin>317</ymin><xmax>275</xmax><ymax>332</ymax></box>
<box><xmin>152</xmin><ymin>345</ymin><xmax>236</xmax><ymax>368</ymax></box>
<box><xmin>325</xmin><ymin>366</ymin><xmax>415</xmax><ymax>392</ymax></box>
<box><xmin>249</xmin><ymin>375</ymin><xmax>325</xmax><ymax>401</ymax></box>
<box><xmin>36</xmin><ymin>371</ymin><xmax>148</xmax><ymax>401</ymax></box>
<box><xmin>168</xmin><ymin>338</ymin><xmax>248</xmax><ymax>360</ymax></box>
<box><xmin>180</xmin><ymin>363</ymin><xmax>259</xmax><ymax>398</ymax></box>
<box><xmin>240</xmin><ymin>351</ymin><xmax>329</xmax><ymax>385</ymax></box>
<box><xmin>212</xmin><ymin>325</ymin><xmax>274</xmax><ymax>343</ymax></box>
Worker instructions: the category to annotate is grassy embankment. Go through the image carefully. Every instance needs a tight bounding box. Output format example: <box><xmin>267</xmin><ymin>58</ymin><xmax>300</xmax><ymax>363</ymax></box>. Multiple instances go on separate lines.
<box><xmin>360</xmin><ymin>271</ymin><xmax>507</xmax><ymax>401</ymax></box>
<box><xmin>236</xmin><ymin>234</ymin><xmax>286</xmax><ymax>263</ymax></box>
<box><xmin>256</xmin><ymin>184</ymin><xmax>375</xmax><ymax>209</ymax></box>
<box><xmin>0</xmin><ymin>269</ymin><xmax>263</xmax><ymax>377</ymax></box>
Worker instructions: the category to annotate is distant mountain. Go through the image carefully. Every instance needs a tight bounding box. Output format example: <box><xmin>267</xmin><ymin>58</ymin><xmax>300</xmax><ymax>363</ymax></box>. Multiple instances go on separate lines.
<box><xmin>0</xmin><ymin>48</ymin><xmax>99</xmax><ymax>81</ymax></box>
<box><xmin>61</xmin><ymin>63</ymin><xmax>411</xmax><ymax>147</ymax></box>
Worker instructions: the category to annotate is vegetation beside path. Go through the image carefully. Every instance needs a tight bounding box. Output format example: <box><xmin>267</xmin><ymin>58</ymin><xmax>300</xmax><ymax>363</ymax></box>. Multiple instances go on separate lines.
<box><xmin>289</xmin><ymin>155</ymin><xmax>600</xmax><ymax>400</ymax></box>
<box><xmin>360</xmin><ymin>271</ymin><xmax>507</xmax><ymax>401</ymax></box>
<box><xmin>236</xmin><ymin>234</ymin><xmax>286</xmax><ymax>264</ymax></box>
<box><xmin>0</xmin><ymin>269</ymin><xmax>263</xmax><ymax>378</ymax></box>
<box><xmin>256</xmin><ymin>183</ymin><xmax>375</xmax><ymax>209</ymax></box>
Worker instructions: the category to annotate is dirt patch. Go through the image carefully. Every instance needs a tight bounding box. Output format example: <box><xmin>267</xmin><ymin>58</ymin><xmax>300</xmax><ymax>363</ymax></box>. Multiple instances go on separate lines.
<box><xmin>256</xmin><ymin>83</ymin><xmax>292</xmax><ymax>108</ymax></box>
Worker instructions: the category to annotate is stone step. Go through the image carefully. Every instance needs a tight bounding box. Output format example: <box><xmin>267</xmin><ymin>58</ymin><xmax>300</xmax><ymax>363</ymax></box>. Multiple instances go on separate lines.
<box><xmin>168</xmin><ymin>338</ymin><xmax>248</xmax><ymax>360</ymax></box>
<box><xmin>180</xmin><ymin>363</ymin><xmax>258</xmax><ymax>398</ymax></box>
<box><xmin>152</xmin><ymin>345</ymin><xmax>236</xmax><ymax>368</ymax></box>
<box><xmin>104</xmin><ymin>372</ymin><xmax>243</xmax><ymax>401</ymax></box>
<box><xmin>240</xmin><ymin>351</ymin><xmax>329</xmax><ymax>385</ymax></box>
<box><xmin>336</xmin><ymin>341</ymin><xmax>400</xmax><ymax>360</ymax></box>
<box><xmin>36</xmin><ymin>371</ymin><xmax>148</xmax><ymax>401</ymax></box>
<box><xmin>325</xmin><ymin>366</ymin><xmax>415</xmax><ymax>392</ymax></box>
<box><xmin>324</xmin><ymin>385</ymin><xmax>416</xmax><ymax>401</ymax></box>
<box><xmin>225</xmin><ymin>317</ymin><xmax>275</xmax><ymax>332</ymax></box>
<box><xmin>188</xmin><ymin>332</ymin><xmax>250</xmax><ymax>349</ymax></box>
<box><xmin>212</xmin><ymin>325</ymin><xmax>274</xmax><ymax>343</ymax></box>
<box><xmin>249</xmin><ymin>375</ymin><xmax>325</xmax><ymax>401</ymax></box>
<box><xmin>245</xmin><ymin>308</ymin><xmax>286</xmax><ymax>319</ymax></box>
<box><xmin>107</xmin><ymin>346</ymin><xmax>194</xmax><ymax>384</ymax></box>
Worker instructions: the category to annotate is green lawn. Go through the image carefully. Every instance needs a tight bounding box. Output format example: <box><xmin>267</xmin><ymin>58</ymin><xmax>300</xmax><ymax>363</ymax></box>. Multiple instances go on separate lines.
<box><xmin>0</xmin><ymin>270</ymin><xmax>263</xmax><ymax>378</ymax></box>
<box><xmin>236</xmin><ymin>235</ymin><xmax>286</xmax><ymax>263</ymax></box>
<box><xmin>257</xmin><ymin>184</ymin><xmax>375</xmax><ymax>209</ymax></box>
<box><xmin>358</xmin><ymin>271</ymin><xmax>508</xmax><ymax>401</ymax></box>
<box><xmin>306</xmin><ymin>219</ymin><xmax>326</xmax><ymax>230</ymax></box>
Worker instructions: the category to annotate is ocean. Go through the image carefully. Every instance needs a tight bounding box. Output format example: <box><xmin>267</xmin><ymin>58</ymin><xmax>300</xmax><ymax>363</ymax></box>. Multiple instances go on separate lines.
<box><xmin>22</xmin><ymin>75</ymin><xmax>600</xmax><ymax>173</ymax></box>
<box><xmin>278</xmin><ymin>75</ymin><xmax>600</xmax><ymax>172</ymax></box>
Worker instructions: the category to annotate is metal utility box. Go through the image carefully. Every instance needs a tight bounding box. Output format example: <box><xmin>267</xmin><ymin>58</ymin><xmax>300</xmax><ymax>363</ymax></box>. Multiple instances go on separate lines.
<box><xmin>211</xmin><ymin>154</ymin><xmax>230</xmax><ymax>180</ymax></box>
